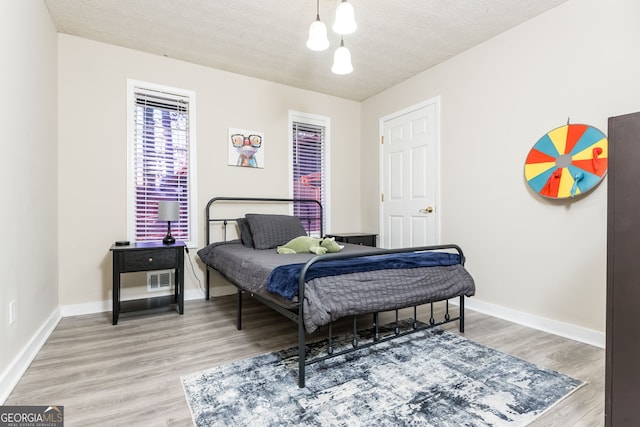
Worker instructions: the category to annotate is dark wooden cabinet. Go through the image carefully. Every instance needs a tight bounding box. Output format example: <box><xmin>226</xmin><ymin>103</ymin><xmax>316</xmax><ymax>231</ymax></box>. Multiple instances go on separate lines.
<box><xmin>110</xmin><ymin>241</ymin><xmax>186</xmax><ymax>325</ymax></box>
<box><xmin>606</xmin><ymin>112</ymin><xmax>640</xmax><ymax>426</ymax></box>
<box><xmin>327</xmin><ymin>233</ymin><xmax>377</xmax><ymax>247</ymax></box>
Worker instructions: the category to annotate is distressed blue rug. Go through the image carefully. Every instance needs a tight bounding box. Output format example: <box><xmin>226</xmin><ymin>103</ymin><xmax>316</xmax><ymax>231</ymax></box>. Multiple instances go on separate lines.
<box><xmin>181</xmin><ymin>327</ymin><xmax>584</xmax><ymax>426</ymax></box>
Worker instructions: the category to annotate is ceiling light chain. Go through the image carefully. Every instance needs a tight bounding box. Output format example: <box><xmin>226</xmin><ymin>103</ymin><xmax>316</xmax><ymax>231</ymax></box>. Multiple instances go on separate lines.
<box><xmin>306</xmin><ymin>0</ymin><xmax>357</xmax><ymax>75</ymax></box>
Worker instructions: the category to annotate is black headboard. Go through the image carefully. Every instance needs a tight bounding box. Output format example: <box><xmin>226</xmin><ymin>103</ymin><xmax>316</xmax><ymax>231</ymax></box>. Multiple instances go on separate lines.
<box><xmin>204</xmin><ymin>197</ymin><xmax>323</xmax><ymax>246</ymax></box>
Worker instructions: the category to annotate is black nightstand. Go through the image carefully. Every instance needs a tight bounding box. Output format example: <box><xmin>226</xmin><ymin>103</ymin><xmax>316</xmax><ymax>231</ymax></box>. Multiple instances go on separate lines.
<box><xmin>110</xmin><ymin>241</ymin><xmax>186</xmax><ymax>325</ymax></box>
<box><xmin>327</xmin><ymin>233</ymin><xmax>377</xmax><ymax>247</ymax></box>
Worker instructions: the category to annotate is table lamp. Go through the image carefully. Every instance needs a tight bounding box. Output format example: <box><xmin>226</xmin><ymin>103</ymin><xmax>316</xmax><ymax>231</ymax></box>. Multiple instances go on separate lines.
<box><xmin>157</xmin><ymin>201</ymin><xmax>179</xmax><ymax>245</ymax></box>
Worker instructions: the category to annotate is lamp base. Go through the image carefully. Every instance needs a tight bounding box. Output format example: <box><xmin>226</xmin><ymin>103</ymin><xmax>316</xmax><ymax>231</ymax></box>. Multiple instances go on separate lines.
<box><xmin>163</xmin><ymin>235</ymin><xmax>176</xmax><ymax>245</ymax></box>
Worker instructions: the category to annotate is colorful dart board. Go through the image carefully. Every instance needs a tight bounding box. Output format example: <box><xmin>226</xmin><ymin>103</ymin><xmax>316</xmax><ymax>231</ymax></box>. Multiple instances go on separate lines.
<box><xmin>524</xmin><ymin>124</ymin><xmax>608</xmax><ymax>199</ymax></box>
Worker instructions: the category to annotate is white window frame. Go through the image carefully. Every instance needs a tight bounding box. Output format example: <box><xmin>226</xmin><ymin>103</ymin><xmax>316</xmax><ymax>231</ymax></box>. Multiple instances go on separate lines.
<box><xmin>288</xmin><ymin>110</ymin><xmax>331</xmax><ymax>236</ymax></box>
<box><xmin>126</xmin><ymin>79</ymin><xmax>198</xmax><ymax>247</ymax></box>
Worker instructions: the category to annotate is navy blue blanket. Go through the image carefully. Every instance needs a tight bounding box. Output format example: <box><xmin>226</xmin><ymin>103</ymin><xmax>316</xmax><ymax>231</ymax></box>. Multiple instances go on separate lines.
<box><xmin>266</xmin><ymin>251</ymin><xmax>461</xmax><ymax>300</ymax></box>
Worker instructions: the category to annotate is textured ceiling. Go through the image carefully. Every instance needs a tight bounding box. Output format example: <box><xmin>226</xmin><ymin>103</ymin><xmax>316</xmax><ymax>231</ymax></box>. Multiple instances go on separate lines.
<box><xmin>44</xmin><ymin>0</ymin><xmax>569</xmax><ymax>101</ymax></box>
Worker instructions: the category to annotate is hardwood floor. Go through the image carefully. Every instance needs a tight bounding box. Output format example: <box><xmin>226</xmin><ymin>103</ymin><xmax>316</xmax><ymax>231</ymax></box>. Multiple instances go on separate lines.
<box><xmin>6</xmin><ymin>295</ymin><xmax>604</xmax><ymax>426</ymax></box>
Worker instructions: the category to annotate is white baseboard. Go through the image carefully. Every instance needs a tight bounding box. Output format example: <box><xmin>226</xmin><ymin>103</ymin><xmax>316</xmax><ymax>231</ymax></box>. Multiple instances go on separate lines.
<box><xmin>0</xmin><ymin>307</ymin><xmax>61</xmax><ymax>404</ymax></box>
<box><xmin>460</xmin><ymin>298</ymin><xmax>605</xmax><ymax>349</ymax></box>
<box><xmin>59</xmin><ymin>289</ymin><xmax>206</xmax><ymax>317</ymax></box>
<box><xmin>208</xmin><ymin>285</ymin><xmax>237</xmax><ymax>298</ymax></box>
<box><xmin>60</xmin><ymin>299</ymin><xmax>111</xmax><ymax>317</ymax></box>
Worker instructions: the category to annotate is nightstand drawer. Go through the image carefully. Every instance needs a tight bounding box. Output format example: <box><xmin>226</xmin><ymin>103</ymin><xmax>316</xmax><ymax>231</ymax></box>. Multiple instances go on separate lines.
<box><xmin>121</xmin><ymin>249</ymin><xmax>178</xmax><ymax>272</ymax></box>
<box><xmin>344</xmin><ymin>235</ymin><xmax>376</xmax><ymax>246</ymax></box>
<box><xmin>328</xmin><ymin>233</ymin><xmax>377</xmax><ymax>247</ymax></box>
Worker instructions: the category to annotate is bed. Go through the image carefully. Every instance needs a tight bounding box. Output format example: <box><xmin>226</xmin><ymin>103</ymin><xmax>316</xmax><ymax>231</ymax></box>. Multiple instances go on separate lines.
<box><xmin>198</xmin><ymin>196</ymin><xmax>476</xmax><ymax>387</ymax></box>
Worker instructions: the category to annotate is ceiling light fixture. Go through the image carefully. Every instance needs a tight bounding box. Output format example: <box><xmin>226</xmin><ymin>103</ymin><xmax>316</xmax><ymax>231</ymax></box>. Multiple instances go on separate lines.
<box><xmin>306</xmin><ymin>0</ymin><xmax>329</xmax><ymax>51</ymax></box>
<box><xmin>331</xmin><ymin>37</ymin><xmax>353</xmax><ymax>75</ymax></box>
<box><xmin>333</xmin><ymin>0</ymin><xmax>357</xmax><ymax>35</ymax></box>
<box><xmin>307</xmin><ymin>0</ymin><xmax>357</xmax><ymax>74</ymax></box>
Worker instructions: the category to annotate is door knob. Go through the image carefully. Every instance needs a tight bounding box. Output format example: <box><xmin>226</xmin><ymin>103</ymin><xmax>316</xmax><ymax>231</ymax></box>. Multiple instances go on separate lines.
<box><xmin>420</xmin><ymin>206</ymin><xmax>434</xmax><ymax>213</ymax></box>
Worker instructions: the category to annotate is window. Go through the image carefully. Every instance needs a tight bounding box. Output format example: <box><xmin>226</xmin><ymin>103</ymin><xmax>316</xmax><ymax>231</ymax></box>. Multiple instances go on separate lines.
<box><xmin>127</xmin><ymin>80</ymin><xmax>197</xmax><ymax>246</ymax></box>
<box><xmin>289</xmin><ymin>111</ymin><xmax>330</xmax><ymax>236</ymax></box>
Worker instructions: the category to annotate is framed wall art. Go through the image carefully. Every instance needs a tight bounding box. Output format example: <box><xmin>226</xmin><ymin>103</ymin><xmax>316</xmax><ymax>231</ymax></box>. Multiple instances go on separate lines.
<box><xmin>228</xmin><ymin>128</ymin><xmax>264</xmax><ymax>168</ymax></box>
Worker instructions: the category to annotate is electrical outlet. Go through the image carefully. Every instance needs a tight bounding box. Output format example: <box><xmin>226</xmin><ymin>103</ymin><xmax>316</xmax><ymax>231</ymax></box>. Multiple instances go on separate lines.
<box><xmin>9</xmin><ymin>300</ymin><xmax>16</xmax><ymax>325</ymax></box>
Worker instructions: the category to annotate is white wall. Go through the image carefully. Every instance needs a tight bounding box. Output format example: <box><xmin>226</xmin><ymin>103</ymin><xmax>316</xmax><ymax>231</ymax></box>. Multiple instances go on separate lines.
<box><xmin>57</xmin><ymin>35</ymin><xmax>362</xmax><ymax>310</ymax></box>
<box><xmin>362</xmin><ymin>0</ymin><xmax>640</xmax><ymax>339</ymax></box>
<box><xmin>4</xmin><ymin>0</ymin><xmax>633</xmax><ymax>402</ymax></box>
<box><xmin>0</xmin><ymin>1</ymin><xmax>59</xmax><ymax>401</ymax></box>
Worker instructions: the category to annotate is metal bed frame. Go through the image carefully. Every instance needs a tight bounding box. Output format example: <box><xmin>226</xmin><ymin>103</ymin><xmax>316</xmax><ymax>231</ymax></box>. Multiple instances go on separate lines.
<box><xmin>204</xmin><ymin>196</ymin><xmax>467</xmax><ymax>387</ymax></box>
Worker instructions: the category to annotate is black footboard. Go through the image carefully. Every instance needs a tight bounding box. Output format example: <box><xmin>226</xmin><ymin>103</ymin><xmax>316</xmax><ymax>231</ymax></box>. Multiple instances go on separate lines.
<box><xmin>296</xmin><ymin>296</ymin><xmax>466</xmax><ymax>387</ymax></box>
<box><xmin>236</xmin><ymin>289</ymin><xmax>467</xmax><ymax>388</ymax></box>
<box><xmin>293</xmin><ymin>243</ymin><xmax>468</xmax><ymax>388</ymax></box>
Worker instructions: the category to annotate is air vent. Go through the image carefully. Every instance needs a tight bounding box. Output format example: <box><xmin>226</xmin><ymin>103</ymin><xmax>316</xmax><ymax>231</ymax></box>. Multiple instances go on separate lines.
<box><xmin>147</xmin><ymin>269</ymin><xmax>174</xmax><ymax>292</ymax></box>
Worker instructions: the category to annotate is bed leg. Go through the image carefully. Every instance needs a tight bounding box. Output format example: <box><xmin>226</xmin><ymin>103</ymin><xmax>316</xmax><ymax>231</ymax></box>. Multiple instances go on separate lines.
<box><xmin>459</xmin><ymin>295</ymin><xmax>465</xmax><ymax>333</ymax></box>
<box><xmin>445</xmin><ymin>300</ymin><xmax>451</xmax><ymax>321</ymax></box>
<box><xmin>236</xmin><ymin>289</ymin><xmax>242</xmax><ymax>330</ymax></box>
<box><xmin>352</xmin><ymin>317</ymin><xmax>358</xmax><ymax>348</ymax></box>
<box><xmin>328</xmin><ymin>321</ymin><xmax>334</xmax><ymax>354</ymax></box>
<box><xmin>205</xmin><ymin>270</ymin><xmax>210</xmax><ymax>300</ymax></box>
<box><xmin>298</xmin><ymin>318</ymin><xmax>306</xmax><ymax>388</ymax></box>
<box><xmin>395</xmin><ymin>310</ymin><xmax>400</xmax><ymax>336</ymax></box>
<box><xmin>413</xmin><ymin>307</ymin><xmax>418</xmax><ymax>329</ymax></box>
<box><xmin>373</xmin><ymin>313</ymin><xmax>380</xmax><ymax>341</ymax></box>
<box><xmin>429</xmin><ymin>303</ymin><xmax>435</xmax><ymax>325</ymax></box>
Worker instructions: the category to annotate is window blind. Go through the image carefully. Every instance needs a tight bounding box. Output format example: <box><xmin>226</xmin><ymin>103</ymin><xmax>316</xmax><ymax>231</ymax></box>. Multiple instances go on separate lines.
<box><xmin>292</xmin><ymin>121</ymin><xmax>326</xmax><ymax>234</ymax></box>
<box><xmin>133</xmin><ymin>87</ymin><xmax>191</xmax><ymax>242</ymax></box>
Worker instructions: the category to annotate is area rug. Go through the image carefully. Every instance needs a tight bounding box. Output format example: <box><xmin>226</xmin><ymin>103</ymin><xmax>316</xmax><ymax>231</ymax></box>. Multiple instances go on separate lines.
<box><xmin>181</xmin><ymin>326</ymin><xmax>584</xmax><ymax>426</ymax></box>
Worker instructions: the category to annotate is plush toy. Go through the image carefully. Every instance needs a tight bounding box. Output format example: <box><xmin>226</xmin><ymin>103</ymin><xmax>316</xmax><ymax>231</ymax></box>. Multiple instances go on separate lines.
<box><xmin>277</xmin><ymin>236</ymin><xmax>342</xmax><ymax>255</ymax></box>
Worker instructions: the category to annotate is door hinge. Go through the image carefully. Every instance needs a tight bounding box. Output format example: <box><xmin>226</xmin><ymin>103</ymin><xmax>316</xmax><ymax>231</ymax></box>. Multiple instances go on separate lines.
<box><xmin>381</xmin><ymin>136</ymin><xmax>384</xmax><ymax>144</ymax></box>
<box><xmin>381</xmin><ymin>193</ymin><xmax>384</xmax><ymax>202</ymax></box>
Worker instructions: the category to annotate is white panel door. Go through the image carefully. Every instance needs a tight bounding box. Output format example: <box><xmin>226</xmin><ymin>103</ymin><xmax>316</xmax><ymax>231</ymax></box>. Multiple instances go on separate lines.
<box><xmin>380</xmin><ymin>99</ymin><xmax>439</xmax><ymax>249</ymax></box>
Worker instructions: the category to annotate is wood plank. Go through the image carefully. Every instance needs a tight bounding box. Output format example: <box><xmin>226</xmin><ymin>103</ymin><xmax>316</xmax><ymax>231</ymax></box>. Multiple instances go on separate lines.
<box><xmin>6</xmin><ymin>296</ymin><xmax>604</xmax><ymax>426</ymax></box>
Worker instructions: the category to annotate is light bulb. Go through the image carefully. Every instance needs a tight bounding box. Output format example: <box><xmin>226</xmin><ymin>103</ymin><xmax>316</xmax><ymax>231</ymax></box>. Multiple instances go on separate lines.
<box><xmin>306</xmin><ymin>17</ymin><xmax>330</xmax><ymax>51</ymax></box>
<box><xmin>331</xmin><ymin>40</ymin><xmax>353</xmax><ymax>75</ymax></box>
<box><xmin>333</xmin><ymin>1</ymin><xmax>357</xmax><ymax>35</ymax></box>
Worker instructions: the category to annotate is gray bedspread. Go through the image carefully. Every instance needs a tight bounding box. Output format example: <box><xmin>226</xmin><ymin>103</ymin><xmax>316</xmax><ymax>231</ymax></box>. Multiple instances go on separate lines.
<box><xmin>197</xmin><ymin>241</ymin><xmax>476</xmax><ymax>332</ymax></box>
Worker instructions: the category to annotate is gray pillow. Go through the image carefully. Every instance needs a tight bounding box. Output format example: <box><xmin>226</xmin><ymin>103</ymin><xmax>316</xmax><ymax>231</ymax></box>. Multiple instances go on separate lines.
<box><xmin>236</xmin><ymin>218</ymin><xmax>254</xmax><ymax>247</ymax></box>
<box><xmin>245</xmin><ymin>214</ymin><xmax>307</xmax><ymax>250</ymax></box>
